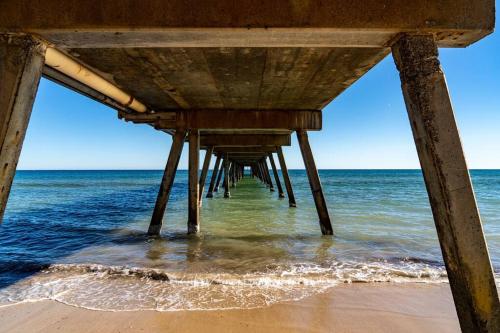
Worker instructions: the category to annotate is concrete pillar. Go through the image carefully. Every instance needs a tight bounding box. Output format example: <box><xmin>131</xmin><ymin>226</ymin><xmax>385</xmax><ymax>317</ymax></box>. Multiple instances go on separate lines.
<box><xmin>148</xmin><ymin>129</ymin><xmax>186</xmax><ymax>235</ymax></box>
<box><xmin>214</xmin><ymin>157</ymin><xmax>224</xmax><ymax>192</ymax></box>
<box><xmin>206</xmin><ymin>154</ymin><xmax>221</xmax><ymax>198</ymax></box>
<box><xmin>269</xmin><ymin>153</ymin><xmax>285</xmax><ymax>198</ymax></box>
<box><xmin>296</xmin><ymin>130</ymin><xmax>333</xmax><ymax>235</ymax></box>
<box><xmin>263</xmin><ymin>158</ymin><xmax>275</xmax><ymax>192</ymax></box>
<box><xmin>230</xmin><ymin>162</ymin><xmax>236</xmax><ymax>188</ymax></box>
<box><xmin>198</xmin><ymin>146</ymin><xmax>213</xmax><ymax>205</ymax></box>
<box><xmin>187</xmin><ymin>130</ymin><xmax>200</xmax><ymax>234</ymax></box>
<box><xmin>223</xmin><ymin>154</ymin><xmax>230</xmax><ymax>198</ymax></box>
<box><xmin>392</xmin><ymin>33</ymin><xmax>500</xmax><ymax>333</ymax></box>
<box><xmin>277</xmin><ymin>147</ymin><xmax>296</xmax><ymax>207</ymax></box>
<box><xmin>0</xmin><ymin>35</ymin><xmax>45</xmax><ymax>221</ymax></box>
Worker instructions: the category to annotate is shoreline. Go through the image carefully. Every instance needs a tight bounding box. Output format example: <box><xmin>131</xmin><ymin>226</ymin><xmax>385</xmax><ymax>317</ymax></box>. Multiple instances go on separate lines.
<box><xmin>0</xmin><ymin>283</ymin><xmax>460</xmax><ymax>333</ymax></box>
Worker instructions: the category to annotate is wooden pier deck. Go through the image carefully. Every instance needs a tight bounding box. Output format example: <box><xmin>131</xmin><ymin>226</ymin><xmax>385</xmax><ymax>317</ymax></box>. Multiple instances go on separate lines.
<box><xmin>0</xmin><ymin>1</ymin><xmax>498</xmax><ymax>331</ymax></box>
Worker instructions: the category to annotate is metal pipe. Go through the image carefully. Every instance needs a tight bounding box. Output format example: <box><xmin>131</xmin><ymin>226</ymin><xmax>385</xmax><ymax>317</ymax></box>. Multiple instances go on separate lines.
<box><xmin>44</xmin><ymin>47</ymin><xmax>147</xmax><ymax>113</ymax></box>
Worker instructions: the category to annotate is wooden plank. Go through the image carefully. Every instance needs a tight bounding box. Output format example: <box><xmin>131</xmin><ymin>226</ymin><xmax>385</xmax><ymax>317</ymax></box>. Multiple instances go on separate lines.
<box><xmin>0</xmin><ymin>35</ymin><xmax>45</xmax><ymax>221</ymax></box>
<box><xmin>148</xmin><ymin>129</ymin><xmax>186</xmax><ymax>235</ymax></box>
<box><xmin>206</xmin><ymin>154</ymin><xmax>221</xmax><ymax>198</ymax></box>
<box><xmin>277</xmin><ymin>147</ymin><xmax>296</xmax><ymax>207</ymax></box>
<box><xmin>198</xmin><ymin>146</ymin><xmax>213</xmax><ymax>205</ymax></box>
<box><xmin>392</xmin><ymin>34</ymin><xmax>500</xmax><ymax>333</ymax></box>
<box><xmin>187</xmin><ymin>130</ymin><xmax>200</xmax><ymax>234</ymax></box>
<box><xmin>296</xmin><ymin>130</ymin><xmax>333</xmax><ymax>235</ymax></box>
<box><xmin>2</xmin><ymin>1</ymin><xmax>493</xmax><ymax>48</ymax></box>
<box><xmin>269</xmin><ymin>153</ymin><xmax>285</xmax><ymax>198</ymax></box>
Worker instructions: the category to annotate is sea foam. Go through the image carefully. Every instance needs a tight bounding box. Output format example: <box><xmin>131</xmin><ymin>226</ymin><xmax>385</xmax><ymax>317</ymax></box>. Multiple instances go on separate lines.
<box><xmin>0</xmin><ymin>260</ymin><xmax>449</xmax><ymax>312</ymax></box>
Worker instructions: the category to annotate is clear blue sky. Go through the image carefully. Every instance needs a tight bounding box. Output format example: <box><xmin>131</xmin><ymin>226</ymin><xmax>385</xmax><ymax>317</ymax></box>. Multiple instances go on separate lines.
<box><xmin>18</xmin><ymin>27</ymin><xmax>500</xmax><ymax>170</ymax></box>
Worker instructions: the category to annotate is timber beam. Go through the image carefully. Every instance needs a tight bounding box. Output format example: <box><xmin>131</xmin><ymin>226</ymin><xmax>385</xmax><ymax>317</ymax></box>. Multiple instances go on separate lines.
<box><xmin>119</xmin><ymin>109</ymin><xmax>321</xmax><ymax>131</ymax></box>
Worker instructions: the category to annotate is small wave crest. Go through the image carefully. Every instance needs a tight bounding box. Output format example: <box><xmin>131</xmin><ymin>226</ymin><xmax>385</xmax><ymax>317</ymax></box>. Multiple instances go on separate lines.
<box><xmin>0</xmin><ymin>261</ymin><xmax>448</xmax><ymax>312</ymax></box>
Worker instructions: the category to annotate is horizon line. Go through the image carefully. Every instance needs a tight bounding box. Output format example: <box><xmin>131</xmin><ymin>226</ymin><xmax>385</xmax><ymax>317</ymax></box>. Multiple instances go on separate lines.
<box><xmin>15</xmin><ymin>168</ymin><xmax>500</xmax><ymax>171</ymax></box>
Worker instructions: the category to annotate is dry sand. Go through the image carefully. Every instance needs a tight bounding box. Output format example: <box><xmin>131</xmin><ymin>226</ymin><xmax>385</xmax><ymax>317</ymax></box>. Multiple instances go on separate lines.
<box><xmin>0</xmin><ymin>283</ymin><xmax>459</xmax><ymax>333</ymax></box>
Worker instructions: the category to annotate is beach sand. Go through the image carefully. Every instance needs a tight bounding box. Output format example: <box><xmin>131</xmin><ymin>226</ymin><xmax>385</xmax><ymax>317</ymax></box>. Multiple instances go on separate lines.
<box><xmin>0</xmin><ymin>283</ymin><xmax>459</xmax><ymax>333</ymax></box>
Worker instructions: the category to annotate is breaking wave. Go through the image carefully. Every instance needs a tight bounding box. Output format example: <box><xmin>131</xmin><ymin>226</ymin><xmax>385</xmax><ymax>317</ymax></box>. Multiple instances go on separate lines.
<box><xmin>0</xmin><ymin>260</ymin><xmax>448</xmax><ymax>311</ymax></box>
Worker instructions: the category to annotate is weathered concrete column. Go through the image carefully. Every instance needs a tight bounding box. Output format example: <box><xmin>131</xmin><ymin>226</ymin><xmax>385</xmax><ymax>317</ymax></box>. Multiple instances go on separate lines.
<box><xmin>260</xmin><ymin>160</ymin><xmax>270</xmax><ymax>187</ymax></box>
<box><xmin>230</xmin><ymin>162</ymin><xmax>236</xmax><ymax>188</ymax></box>
<box><xmin>296</xmin><ymin>130</ymin><xmax>333</xmax><ymax>235</ymax></box>
<box><xmin>223</xmin><ymin>154</ymin><xmax>230</xmax><ymax>198</ymax></box>
<box><xmin>148</xmin><ymin>129</ymin><xmax>186</xmax><ymax>235</ymax></box>
<box><xmin>256</xmin><ymin>162</ymin><xmax>264</xmax><ymax>183</ymax></box>
<box><xmin>214</xmin><ymin>157</ymin><xmax>224</xmax><ymax>192</ymax></box>
<box><xmin>260</xmin><ymin>162</ymin><xmax>266</xmax><ymax>184</ymax></box>
<box><xmin>277</xmin><ymin>147</ymin><xmax>296</xmax><ymax>207</ymax></box>
<box><xmin>0</xmin><ymin>35</ymin><xmax>46</xmax><ymax>221</ymax></box>
<box><xmin>269</xmin><ymin>153</ymin><xmax>285</xmax><ymax>198</ymax></box>
<box><xmin>392</xmin><ymin>34</ymin><xmax>500</xmax><ymax>333</ymax></box>
<box><xmin>206</xmin><ymin>154</ymin><xmax>221</xmax><ymax>198</ymax></box>
<box><xmin>263</xmin><ymin>158</ymin><xmax>275</xmax><ymax>192</ymax></box>
<box><xmin>198</xmin><ymin>146</ymin><xmax>213</xmax><ymax>205</ymax></box>
<box><xmin>187</xmin><ymin>129</ymin><xmax>200</xmax><ymax>234</ymax></box>
<box><xmin>261</xmin><ymin>161</ymin><xmax>267</xmax><ymax>183</ymax></box>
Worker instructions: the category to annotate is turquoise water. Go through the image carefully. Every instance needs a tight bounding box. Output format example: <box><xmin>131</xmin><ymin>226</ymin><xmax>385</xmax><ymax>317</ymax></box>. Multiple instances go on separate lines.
<box><xmin>0</xmin><ymin>170</ymin><xmax>499</xmax><ymax>310</ymax></box>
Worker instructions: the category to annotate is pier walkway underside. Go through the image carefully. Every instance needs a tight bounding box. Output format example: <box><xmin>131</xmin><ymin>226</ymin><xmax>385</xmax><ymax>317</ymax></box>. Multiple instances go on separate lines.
<box><xmin>0</xmin><ymin>1</ymin><xmax>499</xmax><ymax>331</ymax></box>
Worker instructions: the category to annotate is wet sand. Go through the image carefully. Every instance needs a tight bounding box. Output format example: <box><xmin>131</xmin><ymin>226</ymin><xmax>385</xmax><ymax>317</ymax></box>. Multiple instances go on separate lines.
<box><xmin>0</xmin><ymin>283</ymin><xmax>459</xmax><ymax>333</ymax></box>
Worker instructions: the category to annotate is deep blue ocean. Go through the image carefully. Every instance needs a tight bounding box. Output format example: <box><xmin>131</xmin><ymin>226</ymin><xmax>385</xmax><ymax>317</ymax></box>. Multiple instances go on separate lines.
<box><xmin>0</xmin><ymin>170</ymin><xmax>498</xmax><ymax>311</ymax></box>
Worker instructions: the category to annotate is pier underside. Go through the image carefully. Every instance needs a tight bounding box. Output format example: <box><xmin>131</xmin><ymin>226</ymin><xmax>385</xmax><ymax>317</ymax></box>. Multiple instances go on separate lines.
<box><xmin>0</xmin><ymin>0</ymin><xmax>499</xmax><ymax>331</ymax></box>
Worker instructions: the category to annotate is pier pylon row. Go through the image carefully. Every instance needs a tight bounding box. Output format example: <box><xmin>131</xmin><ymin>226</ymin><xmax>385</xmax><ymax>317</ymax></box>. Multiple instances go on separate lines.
<box><xmin>147</xmin><ymin>130</ymin><xmax>333</xmax><ymax>236</ymax></box>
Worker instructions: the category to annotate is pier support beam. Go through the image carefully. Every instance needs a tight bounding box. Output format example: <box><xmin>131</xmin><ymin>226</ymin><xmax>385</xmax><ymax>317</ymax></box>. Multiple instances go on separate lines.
<box><xmin>198</xmin><ymin>146</ymin><xmax>213</xmax><ymax>205</ymax></box>
<box><xmin>187</xmin><ymin>130</ymin><xmax>200</xmax><ymax>234</ymax></box>
<box><xmin>223</xmin><ymin>154</ymin><xmax>230</xmax><ymax>198</ymax></box>
<box><xmin>297</xmin><ymin>130</ymin><xmax>333</xmax><ymax>235</ymax></box>
<box><xmin>148</xmin><ymin>130</ymin><xmax>186</xmax><ymax>235</ymax></box>
<box><xmin>206</xmin><ymin>154</ymin><xmax>221</xmax><ymax>198</ymax></box>
<box><xmin>214</xmin><ymin>158</ymin><xmax>224</xmax><ymax>192</ymax></box>
<box><xmin>257</xmin><ymin>162</ymin><xmax>265</xmax><ymax>184</ymax></box>
<box><xmin>260</xmin><ymin>160</ymin><xmax>269</xmax><ymax>187</ymax></box>
<box><xmin>277</xmin><ymin>147</ymin><xmax>296</xmax><ymax>207</ymax></box>
<box><xmin>264</xmin><ymin>158</ymin><xmax>275</xmax><ymax>192</ymax></box>
<box><xmin>0</xmin><ymin>35</ymin><xmax>45</xmax><ymax>221</ymax></box>
<box><xmin>230</xmin><ymin>162</ymin><xmax>236</xmax><ymax>188</ymax></box>
<box><xmin>269</xmin><ymin>153</ymin><xmax>285</xmax><ymax>198</ymax></box>
<box><xmin>393</xmin><ymin>34</ymin><xmax>500</xmax><ymax>333</ymax></box>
